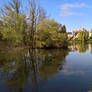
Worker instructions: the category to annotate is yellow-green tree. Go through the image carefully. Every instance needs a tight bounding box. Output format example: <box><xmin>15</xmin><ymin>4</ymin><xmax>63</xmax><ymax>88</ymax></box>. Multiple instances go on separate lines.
<box><xmin>0</xmin><ymin>0</ymin><xmax>68</xmax><ymax>48</ymax></box>
<box><xmin>37</xmin><ymin>19</ymin><xmax>68</xmax><ymax>48</ymax></box>
<box><xmin>78</xmin><ymin>28</ymin><xmax>89</xmax><ymax>42</ymax></box>
<box><xmin>0</xmin><ymin>0</ymin><xmax>27</xmax><ymax>46</ymax></box>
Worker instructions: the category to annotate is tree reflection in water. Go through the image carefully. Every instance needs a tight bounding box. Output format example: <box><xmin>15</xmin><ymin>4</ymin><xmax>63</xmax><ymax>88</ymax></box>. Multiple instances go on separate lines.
<box><xmin>1</xmin><ymin>43</ymin><xmax>92</xmax><ymax>92</ymax></box>
<box><xmin>69</xmin><ymin>42</ymin><xmax>89</xmax><ymax>53</ymax></box>
<box><xmin>77</xmin><ymin>42</ymin><xmax>88</xmax><ymax>53</ymax></box>
<box><xmin>0</xmin><ymin>48</ymin><xmax>69</xmax><ymax>92</ymax></box>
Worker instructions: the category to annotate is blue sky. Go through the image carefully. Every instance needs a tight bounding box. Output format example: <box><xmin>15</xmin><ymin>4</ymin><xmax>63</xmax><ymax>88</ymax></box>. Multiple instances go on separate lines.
<box><xmin>39</xmin><ymin>0</ymin><xmax>92</xmax><ymax>32</ymax></box>
<box><xmin>0</xmin><ymin>0</ymin><xmax>92</xmax><ymax>32</ymax></box>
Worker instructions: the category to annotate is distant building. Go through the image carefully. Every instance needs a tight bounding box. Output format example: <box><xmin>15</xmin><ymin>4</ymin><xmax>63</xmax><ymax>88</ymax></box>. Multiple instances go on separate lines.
<box><xmin>89</xmin><ymin>30</ymin><xmax>92</xmax><ymax>37</ymax></box>
<box><xmin>67</xmin><ymin>29</ymin><xmax>92</xmax><ymax>40</ymax></box>
<box><xmin>67</xmin><ymin>32</ymin><xmax>72</xmax><ymax>38</ymax></box>
<box><xmin>72</xmin><ymin>30</ymin><xmax>79</xmax><ymax>39</ymax></box>
<box><xmin>67</xmin><ymin>30</ymin><xmax>79</xmax><ymax>40</ymax></box>
<box><xmin>72</xmin><ymin>30</ymin><xmax>79</xmax><ymax>34</ymax></box>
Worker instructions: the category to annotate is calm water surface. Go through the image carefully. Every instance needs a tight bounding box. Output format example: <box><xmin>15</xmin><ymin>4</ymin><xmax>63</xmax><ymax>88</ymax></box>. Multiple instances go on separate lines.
<box><xmin>0</xmin><ymin>43</ymin><xmax>92</xmax><ymax>92</ymax></box>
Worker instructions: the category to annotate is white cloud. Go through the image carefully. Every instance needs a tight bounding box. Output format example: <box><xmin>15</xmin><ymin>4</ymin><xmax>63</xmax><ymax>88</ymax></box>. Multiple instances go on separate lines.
<box><xmin>60</xmin><ymin>11</ymin><xmax>83</xmax><ymax>16</ymax></box>
<box><xmin>60</xmin><ymin>3</ymin><xmax>86</xmax><ymax>16</ymax></box>
<box><xmin>61</xmin><ymin>3</ymin><xmax>85</xmax><ymax>10</ymax></box>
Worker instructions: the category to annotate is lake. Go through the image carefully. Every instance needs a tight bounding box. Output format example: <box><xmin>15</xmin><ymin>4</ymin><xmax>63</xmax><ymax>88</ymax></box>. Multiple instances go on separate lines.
<box><xmin>0</xmin><ymin>43</ymin><xmax>92</xmax><ymax>92</ymax></box>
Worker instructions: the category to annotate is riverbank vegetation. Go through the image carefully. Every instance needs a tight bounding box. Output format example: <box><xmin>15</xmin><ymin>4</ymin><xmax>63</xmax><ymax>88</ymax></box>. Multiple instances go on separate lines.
<box><xmin>0</xmin><ymin>0</ymin><xmax>68</xmax><ymax>49</ymax></box>
<box><xmin>73</xmin><ymin>28</ymin><xmax>92</xmax><ymax>42</ymax></box>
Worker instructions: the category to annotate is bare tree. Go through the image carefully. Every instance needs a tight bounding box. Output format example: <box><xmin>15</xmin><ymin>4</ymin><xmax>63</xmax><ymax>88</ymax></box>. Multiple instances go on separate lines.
<box><xmin>28</xmin><ymin>0</ymin><xmax>36</xmax><ymax>48</ymax></box>
<box><xmin>28</xmin><ymin>0</ymin><xmax>47</xmax><ymax>48</ymax></box>
<box><xmin>8</xmin><ymin>0</ymin><xmax>21</xmax><ymax>15</ymax></box>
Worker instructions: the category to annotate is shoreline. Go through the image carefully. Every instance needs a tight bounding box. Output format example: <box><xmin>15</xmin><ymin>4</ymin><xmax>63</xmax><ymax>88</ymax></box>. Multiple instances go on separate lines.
<box><xmin>0</xmin><ymin>46</ymin><xmax>68</xmax><ymax>51</ymax></box>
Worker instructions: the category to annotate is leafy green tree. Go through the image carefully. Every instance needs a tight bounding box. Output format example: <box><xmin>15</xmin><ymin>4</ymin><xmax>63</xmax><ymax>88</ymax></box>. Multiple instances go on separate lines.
<box><xmin>0</xmin><ymin>0</ymin><xmax>68</xmax><ymax>48</ymax></box>
<box><xmin>78</xmin><ymin>28</ymin><xmax>89</xmax><ymax>42</ymax></box>
<box><xmin>58</xmin><ymin>24</ymin><xmax>66</xmax><ymax>33</ymax></box>
<box><xmin>37</xmin><ymin>19</ymin><xmax>68</xmax><ymax>48</ymax></box>
<box><xmin>0</xmin><ymin>21</ymin><xmax>3</xmax><ymax>40</ymax></box>
<box><xmin>28</xmin><ymin>0</ymin><xmax>47</xmax><ymax>48</ymax></box>
<box><xmin>62</xmin><ymin>25</ymin><xmax>67</xmax><ymax>33</ymax></box>
<box><xmin>0</xmin><ymin>0</ymin><xmax>27</xmax><ymax>46</ymax></box>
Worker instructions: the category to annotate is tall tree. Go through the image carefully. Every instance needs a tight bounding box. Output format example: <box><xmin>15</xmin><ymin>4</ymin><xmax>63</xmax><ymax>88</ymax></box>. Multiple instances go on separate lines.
<box><xmin>37</xmin><ymin>19</ymin><xmax>68</xmax><ymax>48</ymax></box>
<box><xmin>78</xmin><ymin>28</ymin><xmax>89</xmax><ymax>42</ymax></box>
<box><xmin>0</xmin><ymin>0</ymin><xmax>27</xmax><ymax>45</ymax></box>
<box><xmin>58</xmin><ymin>24</ymin><xmax>66</xmax><ymax>33</ymax></box>
<box><xmin>62</xmin><ymin>25</ymin><xmax>66</xmax><ymax>33</ymax></box>
<box><xmin>28</xmin><ymin>0</ymin><xmax>47</xmax><ymax>48</ymax></box>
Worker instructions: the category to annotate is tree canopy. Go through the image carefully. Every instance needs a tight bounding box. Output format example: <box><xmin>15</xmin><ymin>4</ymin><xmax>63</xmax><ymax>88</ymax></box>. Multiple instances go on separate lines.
<box><xmin>0</xmin><ymin>0</ymin><xmax>68</xmax><ymax>48</ymax></box>
<box><xmin>37</xmin><ymin>19</ymin><xmax>68</xmax><ymax>48</ymax></box>
<box><xmin>77</xmin><ymin>28</ymin><xmax>89</xmax><ymax>42</ymax></box>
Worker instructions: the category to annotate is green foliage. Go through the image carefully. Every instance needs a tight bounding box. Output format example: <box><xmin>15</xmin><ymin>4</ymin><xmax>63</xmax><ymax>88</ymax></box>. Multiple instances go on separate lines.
<box><xmin>77</xmin><ymin>28</ymin><xmax>89</xmax><ymax>42</ymax></box>
<box><xmin>0</xmin><ymin>0</ymin><xmax>27</xmax><ymax>46</ymax></box>
<box><xmin>0</xmin><ymin>14</ymin><xmax>27</xmax><ymax>45</ymax></box>
<box><xmin>58</xmin><ymin>24</ymin><xmax>66</xmax><ymax>33</ymax></box>
<box><xmin>74</xmin><ymin>38</ymin><xmax>79</xmax><ymax>41</ymax></box>
<box><xmin>0</xmin><ymin>0</ymin><xmax>68</xmax><ymax>48</ymax></box>
<box><xmin>37</xmin><ymin>19</ymin><xmax>68</xmax><ymax>48</ymax></box>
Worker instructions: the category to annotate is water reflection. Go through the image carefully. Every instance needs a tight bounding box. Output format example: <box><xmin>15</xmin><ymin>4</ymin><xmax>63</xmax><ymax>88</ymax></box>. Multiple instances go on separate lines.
<box><xmin>0</xmin><ymin>49</ymin><xmax>29</xmax><ymax>91</ymax></box>
<box><xmin>0</xmin><ymin>48</ymin><xmax>69</xmax><ymax>92</ymax></box>
<box><xmin>69</xmin><ymin>43</ymin><xmax>92</xmax><ymax>53</ymax></box>
<box><xmin>0</xmin><ymin>43</ymin><xmax>92</xmax><ymax>92</ymax></box>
